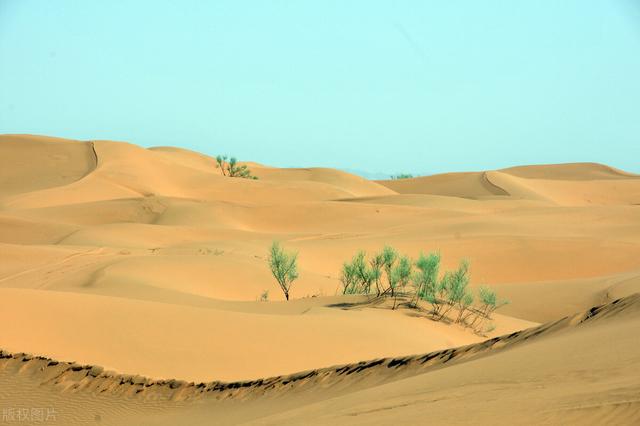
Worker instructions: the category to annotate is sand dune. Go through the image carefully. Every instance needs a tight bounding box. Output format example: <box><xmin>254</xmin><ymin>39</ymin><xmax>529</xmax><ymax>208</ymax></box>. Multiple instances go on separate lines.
<box><xmin>501</xmin><ymin>162</ymin><xmax>639</xmax><ymax>180</ymax></box>
<box><xmin>0</xmin><ymin>134</ymin><xmax>96</xmax><ymax>197</ymax></box>
<box><xmin>377</xmin><ymin>171</ymin><xmax>509</xmax><ymax>199</ymax></box>
<box><xmin>377</xmin><ymin>163</ymin><xmax>640</xmax><ymax>206</ymax></box>
<box><xmin>0</xmin><ymin>288</ymin><xmax>535</xmax><ymax>382</ymax></box>
<box><xmin>1</xmin><ymin>134</ymin><xmax>639</xmax><ymax>424</ymax></box>
<box><xmin>1</xmin><ymin>295</ymin><xmax>638</xmax><ymax>425</ymax></box>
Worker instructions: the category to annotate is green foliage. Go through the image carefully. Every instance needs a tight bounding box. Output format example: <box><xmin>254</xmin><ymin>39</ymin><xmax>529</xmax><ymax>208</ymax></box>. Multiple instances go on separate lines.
<box><xmin>380</xmin><ymin>245</ymin><xmax>398</xmax><ymax>296</ymax></box>
<box><xmin>456</xmin><ymin>292</ymin><xmax>474</xmax><ymax>323</ymax></box>
<box><xmin>336</xmin><ymin>247</ymin><xmax>509</xmax><ymax>333</ymax></box>
<box><xmin>412</xmin><ymin>252</ymin><xmax>441</xmax><ymax>309</ymax></box>
<box><xmin>391</xmin><ymin>256</ymin><xmax>412</xmax><ymax>291</ymax></box>
<box><xmin>341</xmin><ymin>251</ymin><xmax>377</xmax><ymax>295</ymax></box>
<box><xmin>216</xmin><ymin>155</ymin><xmax>258</xmax><ymax>179</ymax></box>
<box><xmin>352</xmin><ymin>251</ymin><xmax>372</xmax><ymax>293</ymax></box>
<box><xmin>391</xmin><ymin>173</ymin><xmax>414</xmax><ymax>180</ymax></box>
<box><xmin>479</xmin><ymin>286</ymin><xmax>497</xmax><ymax>307</ymax></box>
<box><xmin>268</xmin><ymin>241</ymin><xmax>298</xmax><ymax>300</ymax></box>
<box><xmin>340</xmin><ymin>260</ymin><xmax>359</xmax><ymax>294</ymax></box>
<box><xmin>462</xmin><ymin>292</ymin><xmax>474</xmax><ymax>308</ymax></box>
<box><xmin>478</xmin><ymin>286</ymin><xmax>509</xmax><ymax>317</ymax></box>
<box><xmin>444</xmin><ymin>260</ymin><xmax>470</xmax><ymax>304</ymax></box>
<box><xmin>390</xmin><ymin>255</ymin><xmax>412</xmax><ymax>309</ymax></box>
<box><xmin>369</xmin><ymin>252</ymin><xmax>385</xmax><ymax>296</ymax></box>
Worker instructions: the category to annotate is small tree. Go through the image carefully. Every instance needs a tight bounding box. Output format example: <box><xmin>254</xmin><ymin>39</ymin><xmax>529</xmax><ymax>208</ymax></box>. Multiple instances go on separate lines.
<box><xmin>350</xmin><ymin>251</ymin><xmax>377</xmax><ymax>294</ymax></box>
<box><xmin>465</xmin><ymin>286</ymin><xmax>509</xmax><ymax>331</ymax></box>
<box><xmin>439</xmin><ymin>259</ymin><xmax>471</xmax><ymax>320</ymax></box>
<box><xmin>390</xmin><ymin>255</ymin><xmax>412</xmax><ymax>309</ymax></box>
<box><xmin>369</xmin><ymin>252</ymin><xmax>385</xmax><ymax>296</ymax></box>
<box><xmin>216</xmin><ymin>155</ymin><xmax>258</xmax><ymax>179</ymax></box>
<box><xmin>340</xmin><ymin>261</ymin><xmax>359</xmax><ymax>294</ymax></box>
<box><xmin>456</xmin><ymin>292</ymin><xmax>474</xmax><ymax>323</ymax></box>
<box><xmin>412</xmin><ymin>252</ymin><xmax>441</xmax><ymax>309</ymax></box>
<box><xmin>380</xmin><ymin>246</ymin><xmax>398</xmax><ymax>296</ymax></box>
<box><xmin>477</xmin><ymin>286</ymin><xmax>509</xmax><ymax>318</ymax></box>
<box><xmin>216</xmin><ymin>155</ymin><xmax>229</xmax><ymax>176</ymax></box>
<box><xmin>414</xmin><ymin>253</ymin><xmax>450</xmax><ymax>318</ymax></box>
<box><xmin>268</xmin><ymin>241</ymin><xmax>298</xmax><ymax>300</ymax></box>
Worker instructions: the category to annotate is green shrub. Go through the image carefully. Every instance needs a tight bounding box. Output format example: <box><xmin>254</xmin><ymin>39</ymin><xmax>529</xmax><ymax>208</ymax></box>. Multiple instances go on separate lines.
<box><xmin>412</xmin><ymin>252</ymin><xmax>441</xmax><ymax>311</ymax></box>
<box><xmin>439</xmin><ymin>259</ymin><xmax>471</xmax><ymax>320</ymax></box>
<box><xmin>336</xmin><ymin>247</ymin><xmax>509</xmax><ymax>333</ymax></box>
<box><xmin>268</xmin><ymin>241</ymin><xmax>298</xmax><ymax>300</ymax></box>
<box><xmin>216</xmin><ymin>155</ymin><xmax>258</xmax><ymax>179</ymax></box>
<box><xmin>351</xmin><ymin>251</ymin><xmax>371</xmax><ymax>294</ymax></box>
<box><xmin>456</xmin><ymin>292</ymin><xmax>474</xmax><ymax>324</ymax></box>
<box><xmin>391</xmin><ymin>173</ymin><xmax>414</xmax><ymax>180</ymax></box>
<box><xmin>380</xmin><ymin>245</ymin><xmax>398</xmax><ymax>296</ymax></box>
<box><xmin>463</xmin><ymin>286</ymin><xmax>508</xmax><ymax>331</ymax></box>
<box><xmin>340</xmin><ymin>260</ymin><xmax>359</xmax><ymax>294</ymax></box>
<box><xmin>340</xmin><ymin>251</ymin><xmax>377</xmax><ymax>294</ymax></box>
<box><xmin>478</xmin><ymin>286</ymin><xmax>509</xmax><ymax>318</ymax></box>
<box><xmin>369</xmin><ymin>252</ymin><xmax>385</xmax><ymax>296</ymax></box>
<box><xmin>390</xmin><ymin>255</ymin><xmax>412</xmax><ymax>309</ymax></box>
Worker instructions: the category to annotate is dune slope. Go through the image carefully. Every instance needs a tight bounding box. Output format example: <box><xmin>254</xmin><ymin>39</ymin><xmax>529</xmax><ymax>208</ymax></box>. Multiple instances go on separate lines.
<box><xmin>1</xmin><ymin>295</ymin><xmax>638</xmax><ymax>425</ymax></box>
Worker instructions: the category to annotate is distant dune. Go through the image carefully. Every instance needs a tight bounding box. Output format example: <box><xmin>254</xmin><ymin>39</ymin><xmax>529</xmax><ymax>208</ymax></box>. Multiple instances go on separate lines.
<box><xmin>1</xmin><ymin>134</ymin><xmax>639</xmax><ymax>425</ymax></box>
<box><xmin>377</xmin><ymin>163</ymin><xmax>640</xmax><ymax>205</ymax></box>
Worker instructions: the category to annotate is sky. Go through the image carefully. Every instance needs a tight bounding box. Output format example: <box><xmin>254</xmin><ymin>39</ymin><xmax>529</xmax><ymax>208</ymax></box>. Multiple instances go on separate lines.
<box><xmin>1</xmin><ymin>1</ymin><xmax>639</xmax><ymax>176</ymax></box>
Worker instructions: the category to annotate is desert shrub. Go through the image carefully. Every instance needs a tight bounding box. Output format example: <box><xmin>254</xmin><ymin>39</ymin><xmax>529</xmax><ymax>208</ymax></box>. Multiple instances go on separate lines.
<box><xmin>390</xmin><ymin>255</ymin><xmax>412</xmax><ymax>309</ymax></box>
<box><xmin>341</xmin><ymin>247</ymin><xmax>402</xmax><ymax>297</ymax></box>
<box><xmin>414</xmin><ymin>253</ymin><xmax>452</xmax><ymax>319</ymax></box>
<box><xmin>463</xmin><ymin>286</ymin><xmax>509</xmax><ymax>331</ymax></box>
<box><xmin>411</xmin><ymin>256</ymin><xmax>508</xmax><ymax>329</ymax></box>
<box><xmin>477</xmin><ymin>286</ymin><xmax>509</xmax><ymax>318</ymax></box>
<box><xmin>380</xmin><ymin>245</ymin><xmax>398</xmax><ymax>296</ymax></box>
<box><xmin>340</xmin><ymin>260</ymin><xmax>359</xmax><ymax>294</ymax></box>
<box><xmin>412</xmin><ymin>252</ymin><xmax>441</xmax><ymax>310</ymax></box>
<box><xmin>341</xmin><ymin>251</ymin><xmax>376</xmax><ymax>294</ymax></box>
<box><xmin>478</xmin><ymin>286</ymin><xmax>496</xmax><ymax>311</ymax></box>
<box><xmin>268</xmin><ymin>241</ymin><xmax>298</xmax><ymax>300</ymax></box>
<box><xmin>439</xmin><ymin>259</ymin><xmax>471</xmax><ymax>320</ymax></box>
<box><xmin>391</xmin><ymin>173</ymin><xmax>414</xmax><ymax>179</ymax></box>
<box><xmin>216</xmin><ymin>155</ymin><xmax>258</xmax><ymax>179</ymax></box>
<box><xmin>369</xmin><ymin>252</ymin><xmax>385</xmax><ymax>296</ymax></box>
<box><xmin>456</xmin><ymin>292</ymin><xmax>474</xmax><ymax>324</ymax></box>
<box><xmin>355</xmin><ymin>251</ymin><xmax>379</xmax><ymax>294</ymax></box>
<box><xmin>337</xmin><ymin>248</ymin><xmax>509</xmax><ymax>333</ymax></box>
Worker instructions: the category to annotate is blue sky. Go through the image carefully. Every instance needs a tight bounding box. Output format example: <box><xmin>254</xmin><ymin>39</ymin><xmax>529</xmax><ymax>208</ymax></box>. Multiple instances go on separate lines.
<box><xmin>1</xmin><ymin>1</ymin><xmax>639</xmax><ymax>175</ymax></box>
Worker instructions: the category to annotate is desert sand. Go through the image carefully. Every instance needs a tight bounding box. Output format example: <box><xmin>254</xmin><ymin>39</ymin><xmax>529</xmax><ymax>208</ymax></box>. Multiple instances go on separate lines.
<box><xmin>1</xmin><ymin>134</ymin><xmax>639</xmax><ymax>425</ymax></box>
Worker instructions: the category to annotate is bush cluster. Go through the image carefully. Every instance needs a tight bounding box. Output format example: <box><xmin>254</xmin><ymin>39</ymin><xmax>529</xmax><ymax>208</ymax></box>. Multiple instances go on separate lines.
<box><xmin>216</xmin><ymin>155</ymin><xmax>258</xmax><ymax>179</ymax></box>
<box><xmin>390</xmin><ymin>173</ymin><xmax>414</xmax><ymax>180</ymax></box>
<box><xmin>265</xmin><ymin>242</ymin><xmax>508</xmax><ymax>334</ymax></box>
<box><xmin>340</xmin><ymin>247</ymin><xmax>508</xmax><ymax>332</ymax></box>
